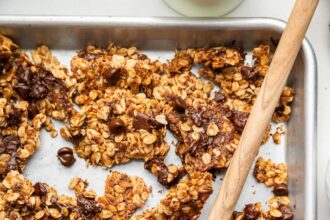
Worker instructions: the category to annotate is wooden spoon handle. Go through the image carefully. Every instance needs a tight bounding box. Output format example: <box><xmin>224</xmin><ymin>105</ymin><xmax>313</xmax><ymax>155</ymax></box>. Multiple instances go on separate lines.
<box><xmin>208</xmin><ymin>0</ymin><xmax>318</xmax><ymax>219</ymax></box>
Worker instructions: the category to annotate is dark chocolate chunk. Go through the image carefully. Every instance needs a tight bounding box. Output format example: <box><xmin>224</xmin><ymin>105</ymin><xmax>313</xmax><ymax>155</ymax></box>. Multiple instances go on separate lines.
<box><xmin>213</xmin><ymin>91</ymin><xmax>226</xmax><ymax>103</ymax></box>
<box><xmin>172</xmin><ymin>96</ymin><xmax>187</xmax><ymax>112</ymax></box>
<box><xmin>77</xmin><ymin>194</ymin><xmax>102</xmax><ymax>218</ymax></box>
<box><xmin>273</xmin><ymin>183</ymin><xmax>289</xmax><ymax>196</ymax></box>
<box><xmin>243</xmin><ymin>204</ymin><xmax>261</xmax><ymax>220</ymax></box>
<box><xmin>29</xmin><ymin>84</ymin><xmax>48</xmax><ymax>100</ymax></box>
<box><xmin>1</xmin><ymin>134</ymin><xmax>20</xmax><ymax>153</ymax></box>
<box><xmin>241</xmin><ymin>66</ymin><xmax>258</xmax><ymax>79</ymax></box>
<box><xmin>0</xmin><ymin>135</ymin><xmax>20</xmax><ymax>175</ymax></box>
<box><xmin>14</xmin><ymin>83</ymin><xmax>31</xmax><ymax>100</ymax></box>
<box><xmin>278</xmin><ymin>204</ymin><xmax>294</xmax><ymax>220</ymax></box>
<box><xmin>103</xmin><ymin>67</ymin><xmax>123</xmax><ymax>85</ymax></box>
<box><xmin>28</xmin><ymin>103</ymin><xmax>39</xmax><ymax>119</ymax></box>
<box><xmin>7</xmin><ymin>104</ymin><xmax>24</xmax><ymax>126</ymax></box>
<box><xmin>13</xmin><ymin>62</ymin><xmax>72</xmax><ymax>115</ymax></box>
<box><xmin>231</xmin><ymin>110</ymin><xmax>249</xmax><ymax>133</ymax></box>
<box><xmin>145</xmin><ymin>157</ymin><xmax>184</xmax><ymax>188</ymax></box>
<box><xmin>16</xmin><ymin>65</ymin><xmax>32</xmax><ymax>83</ymax></box>
<box><xmin>33</xmin><ymin>182</ymin><xmax>48</xmax><ymax>197</ymax></box>
<box><xmin>232</xmin><ymin>211</ymin><xmax>243</xmax><ymax>219</ymax></box>
<box><xmin>188</xmin><ymin>108</ymin><xmax>203</xmax><ymax>127</ymax></box>
<box><xmin>77</xmin><ymin>50</ymin><xmax>101</xmax><ymax>61</ymax></box>
<box><xmin>57</xmin><ymin>147</ymin><xmax>76</xmax><ymax>167</ymax></box>
<box><xmin>133</xmin><ymin>113</ymin><xmax>162</xmax><ymax>131</ymax></box>
<box><xmin>108</xmin><ymin>118</ymin><xmax>126</xmax><ymax>134</ymax></box>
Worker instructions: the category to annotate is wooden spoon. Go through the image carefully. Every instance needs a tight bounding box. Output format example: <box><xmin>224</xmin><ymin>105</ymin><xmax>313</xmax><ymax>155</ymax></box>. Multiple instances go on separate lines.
<box><xmin>208</xmin><ymin>0</ymin><xmax>318</xmax><ymax>219</ymax></box>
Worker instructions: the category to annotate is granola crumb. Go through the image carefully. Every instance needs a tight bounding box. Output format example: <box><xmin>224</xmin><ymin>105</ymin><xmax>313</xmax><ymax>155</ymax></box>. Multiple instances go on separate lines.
<box><xmin>272</xmin><ymin>125</ymin><xmax>286</xmax><ymax>144</ymax></box>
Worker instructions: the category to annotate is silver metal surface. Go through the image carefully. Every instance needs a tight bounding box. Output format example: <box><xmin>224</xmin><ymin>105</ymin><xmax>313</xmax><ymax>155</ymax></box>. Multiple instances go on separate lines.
<box><xmin>0</xmin><ymin>16</ymin><xmax>317</xmax><ymax>220</ymax></box>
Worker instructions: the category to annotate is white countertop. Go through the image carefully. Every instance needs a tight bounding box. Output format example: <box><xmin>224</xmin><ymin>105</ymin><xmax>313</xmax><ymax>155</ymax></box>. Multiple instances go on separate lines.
<box><xmin>0</xmin><ymin>0</ymin><xmax>329</xmax><ymax>219</ymax></box>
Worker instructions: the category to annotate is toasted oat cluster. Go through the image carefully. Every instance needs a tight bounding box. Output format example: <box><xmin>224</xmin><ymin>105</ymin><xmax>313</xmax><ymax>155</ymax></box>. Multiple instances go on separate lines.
<box><xmin>232</xmin><ymin>196</ymin><xmax>293</xmax><ymax>220</ymax></box>
<box><xmin>0</xmin><ymin>33</ymin><xmax>296</xmax><ymax>220</ymax></box>
<box><xmin>13</xmin><ymin>50</ymin><xmax>74</xmax><ymax>122</ymax></box>
<box><xmin>61</xmin><ymin>89</ymin><xmax>170</xmax><ymax>168</ymax></box>
<box><xmin>254</xmin><ymin>157</ymin><xmax>288</xmax><ymax>187</ymax></box>
<box><xmin>98</xmin><ymin>171</ymin><xmax>150</xmax><ymax>219</ymax></box>
<box><xmin>188</xmin><ymin>45</ymin><xmax>294</xmax><ymax>124</ymax></box>
<box><xmin>144</xmin><ymin>51</ymin><xmax>214</xmax><ymax>104</ymax></box>
<box><xmin>131</xmin><ymin>172</ymin><xmax>213</xmax><ymax>220</ymax></box>
<box><xmin>167</xmin><ymin>101</ymin><xmax>240</xmax><ymax>173</ymax></box>
<box><xmin>0</xmin><ymin>99</ymin><xmax>50</xmax><ymax>180</ymax></box>
<box><xmin>70</xmin><ymin>44</ymin><xmax>163</xmax><ymax>105</ymax></box>
<box><xmin>0</xmin><ymin>170</ymin><xmax>149</xmax><ymax>219</ymax></box>
<box><xmin>0</xmin><ymin>170</ymin><xmax>101</xmax><ymax>219</ymax></box>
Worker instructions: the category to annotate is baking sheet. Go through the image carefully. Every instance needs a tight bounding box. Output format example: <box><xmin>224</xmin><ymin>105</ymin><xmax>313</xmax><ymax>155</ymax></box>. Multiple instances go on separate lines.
<box><xmin>0</xmin><ymin>16</ymin><xmax>317</xmax><ymax>219</ymax></box>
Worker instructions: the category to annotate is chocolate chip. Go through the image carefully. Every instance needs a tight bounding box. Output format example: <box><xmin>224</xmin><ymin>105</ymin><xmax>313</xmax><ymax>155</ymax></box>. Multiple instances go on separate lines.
<box><xmin>103</xmin><ymin>67</ymin><xmax>123</xmax><ymax>85</ymax></box>
<box><xmin>77</xmin><ymin>50</ymin><xmax>101</xmax><ymax>61</ymax></box>
<box><xmin>144</xmin><ymin>157</ymin><xmax>185</xmax><ymax>188</ymax></box>
<box><xmin>231</xmin><ymin>110</ymin><xmax>249</xmax><ymax>133</ymax></box>
<box><xmin>213</xmin><ymin>91</ymin><xmax>226</xmax><ymax>103</ymax></box>
<box><xmin>13</xmin><ymin>62</ymin><xmax>72</xmax><ymax>115</ymax></box>
<box><xmin>3</xmin><ymin>135</ymin><xmax>19</xmax><ymax>154</ymax></box>
<box><xmin>278</xmin><ymin>204</ymin><xmax>294</xmax><ymax>220</ymax></box>
<box><xmin>133</xmin><ymin>113</ymin><xmax>162</xmax><ymax>131</ymax></box>
<box><xmin>29</xmin><ymin>84</ymin><xmax>48</xmax><ymax>100</ymax></box>
<box><xmin>145</xmin><ymin>157</ymin><xmax>170</xmax><ymax>187</ymax></box>
<box><xmin>33</xmin><ymin>182</ymin><xmax>48</xmax><ymax>197</ymax></box>
<box><xmin>16</xmin><ymin>65</ymin><xmax>32</xmax><ymax>83</ymax></box>
<box><xmin>243</xmin><ymin>204</ymin><xmax>260</xmax><ymax>220</ymax></box>
<box><xmin>172</xmin><ymin>96</ymin><xmax>187</xmax><ymax>112</ymax></box>
<box><xmin>108</xmin><ymin>118</ymin><xmax>126</xmax><ymax>134</ymax></box>
<box><xmin>0</xmin><ymin>135</ymin><xmax>20</xmax><ymax>175</ymax></box>
<box><xmin>49</xmin><ymin>195</ymin><xmax>62</xmax><ymax>209</ymax></box>
<box><xmin>138</xmin><ymin>54</ymin><xmax>148</xmax><ymax>60</ymax></box>
<box><xmin>77</xmin><ymin>194</ymin><xmax>102</xmax><ymax>218</ymax></box>
<box><xmin>14</xmin><ymin>83</ymin><xmax>31</xmax><ymax>100</ymax></box>
<box><xmin>273</xmin><ymin>183</ymin><xmax>289</xmax><ymax>196</ymax></box>
<box><xmin>57</xmin><ymin>147</ymin><xmax>76</xmax><ymax>167</ymax></box>
<box><xmin>7</xmin><ymin>104</ymin><xmax>23</xmax><ymax>126</ymax></box>
<box><xmin>232</xmin><ymin>211</ymin><xmax>243</xmax><ymax>219</ymax></box>
<box><xmin>241</xmin><ymin>66</ymin><xmax>258</xmax><ymax>79</ymax></box>
<box><xmin>28</xmin><ymin>103</ymin><xmax>39</xmax><ymax>119</ymax></box>
<box><xmin>189</xmin><ymin>108</ymin><xmax>203</xmax><ymax>127</ymax></box>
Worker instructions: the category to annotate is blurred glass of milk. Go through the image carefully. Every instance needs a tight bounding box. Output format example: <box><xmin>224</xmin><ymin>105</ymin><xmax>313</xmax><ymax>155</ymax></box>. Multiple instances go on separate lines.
<box><xmin>164</xmin><ymin>0</ymin><xmax>243</xmax><ymax>17</ymax></box>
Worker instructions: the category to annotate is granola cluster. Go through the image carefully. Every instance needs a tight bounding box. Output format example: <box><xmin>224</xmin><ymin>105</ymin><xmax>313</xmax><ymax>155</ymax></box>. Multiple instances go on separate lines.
<box><xmin>232</xmin><ymin>197</ymin><xmax>293</xmax><ymax>220</ymax></box>
<box><xmin>253</xmin><ymin>157</ymin><xmax>288</xmax><ymax>187</ymax></box>
<box><xmin>61</xmin><ymin>89</ymin><xmax>170</xmax><ymax>168</ymax></box>
<box><xmin>0</xmin><ymin>170</ymin><xmax>150</xmax><ymax>219</ymax></box>
<box><xmin>132</xmin><ymin>172</ymin><xmax>213</xmax><ymax>220</ymax></box>
<box><xmin>0</xmin><ymin>170</ymin><xmax>100</xmax><ymax>219</ymax></box>
<box><xmin>188</xmin><ymin>44</ymin><xmax>294</xmax><ymax>125</ymax></box>
<box><xmin>167</xmin><ymin>101</ymin><xmax>240</xmax><ymax>173</ymax></box>
<box><xmin>0</xmin><ymin>33</ymin><xmax>296</xmax><ymax>220</ymax></box>
<box><xmin>70</xmin><ymin>44</ymin><xmax>163</xmax><ymax>104</ymax></box>
<box><xmin>0</xmin><ymin>99</ymin><xmax>49</xmax><ymax>180</ymax></box>
<box><xmin>98</xmin><ymin>171</ymin><xmax>150</xmax><ymax>219</ymax></box>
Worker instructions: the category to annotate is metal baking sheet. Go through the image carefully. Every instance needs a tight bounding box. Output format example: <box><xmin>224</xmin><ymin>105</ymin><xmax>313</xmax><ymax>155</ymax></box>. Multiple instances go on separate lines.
<box><xmin>0</xmin><ymin>16</ymin><xmax>317</xmax><ymax>220</ymax></box>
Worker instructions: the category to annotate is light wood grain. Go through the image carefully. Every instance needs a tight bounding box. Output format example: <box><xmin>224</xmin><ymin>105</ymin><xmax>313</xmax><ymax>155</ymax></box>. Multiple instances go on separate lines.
<box><xmin>208</xmin><ymin>0</ymin><xmax>319</xmax><ymax>219</ymax></box>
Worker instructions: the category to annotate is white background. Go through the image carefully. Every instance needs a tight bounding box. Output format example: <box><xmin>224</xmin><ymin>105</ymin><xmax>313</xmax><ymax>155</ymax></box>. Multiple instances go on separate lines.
<box><xmin>0</xmin><ymin>0</ymin><xmax>329</xmax><ymax>219</ymax></box>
